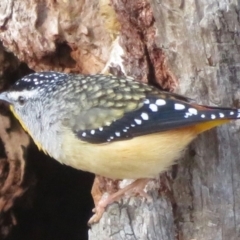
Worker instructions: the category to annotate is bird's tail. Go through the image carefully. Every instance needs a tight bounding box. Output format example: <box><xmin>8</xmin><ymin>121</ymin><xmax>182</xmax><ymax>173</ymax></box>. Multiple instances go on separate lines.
<box><xmin>190</xmin><ymin>104</ymin><xmax>240</xmax><ymax>134</ymax></box>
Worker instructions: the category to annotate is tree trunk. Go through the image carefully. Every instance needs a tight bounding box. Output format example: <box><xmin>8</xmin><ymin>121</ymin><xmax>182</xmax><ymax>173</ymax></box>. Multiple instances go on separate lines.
<box><xmin>0</xmin><ymin>0</ymin><xmax>240</xmax><ymax>240</ymax></box>
<box><xmin>152</xmin><ymin>1</ymin><xmax>240</xmax><ymax>239</ymax></box>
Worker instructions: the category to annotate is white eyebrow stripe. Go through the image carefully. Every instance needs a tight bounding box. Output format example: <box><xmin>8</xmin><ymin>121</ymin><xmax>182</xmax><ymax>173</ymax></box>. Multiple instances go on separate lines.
<box><xmin>8</xmin><ymin>89</ymin><xmax>39</xmax><ymax>100</ymax></box>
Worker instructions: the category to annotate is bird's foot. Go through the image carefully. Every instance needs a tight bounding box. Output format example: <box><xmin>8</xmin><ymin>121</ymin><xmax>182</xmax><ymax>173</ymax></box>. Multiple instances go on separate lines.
<box><xmin>88</xmin><ymin>178</ymin><xmax>151</xmax><ymax>225</ymax></box>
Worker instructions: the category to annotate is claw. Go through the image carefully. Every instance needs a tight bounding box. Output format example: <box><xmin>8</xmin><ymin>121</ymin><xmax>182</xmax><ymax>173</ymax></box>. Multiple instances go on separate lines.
<box><xmin>89</xmin><ymin>178</ymin><xmax>151</xmax><ymax>225</ymax></box>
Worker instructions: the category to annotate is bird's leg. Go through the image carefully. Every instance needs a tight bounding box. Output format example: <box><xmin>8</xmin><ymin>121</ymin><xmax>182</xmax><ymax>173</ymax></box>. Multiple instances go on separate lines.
<box><xmin>88</xmin><ymin>178</ymin><xmax>151</xmax><ymax>225</ymax></box>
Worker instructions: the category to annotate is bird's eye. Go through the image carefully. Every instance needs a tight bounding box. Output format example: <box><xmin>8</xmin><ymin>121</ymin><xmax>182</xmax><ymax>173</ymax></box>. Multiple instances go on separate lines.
<box><xmin>18</xmin><ymin>96</ymin><xmax>26</xmax><ymax>105</ymax></box>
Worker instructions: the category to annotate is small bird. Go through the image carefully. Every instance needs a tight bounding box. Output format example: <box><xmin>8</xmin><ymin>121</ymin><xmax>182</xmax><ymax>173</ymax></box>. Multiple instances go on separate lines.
<box><xmin>0</xmin><ymin>72</ymin><xmax>239</xmax><ymax>223</ymax></box>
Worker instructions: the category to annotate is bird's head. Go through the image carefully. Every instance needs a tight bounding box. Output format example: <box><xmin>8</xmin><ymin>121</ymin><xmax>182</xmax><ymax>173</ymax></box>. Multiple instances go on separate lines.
<box><xmin>0</xmin><ymin>72</ymin><xmax>69</xmax><ymax>122</ymax></box>
<box><xmin>0</xmin><ymin>72</ymin><xmax>72</xmax><ymax>154</ymax></box>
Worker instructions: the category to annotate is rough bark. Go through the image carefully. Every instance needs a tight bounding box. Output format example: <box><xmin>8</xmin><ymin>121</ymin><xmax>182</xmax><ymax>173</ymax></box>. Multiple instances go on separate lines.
<box><xmin>0</xmin><ymin>0</ymin><xmax>239</xmax><ymax>240</ymax></box>
<box><xmin>0</xmin><ymin>43</ymin><xmax>31</xmax><ymax>239</ymax></box>
<box><xmin>0</xmin><ymin>0</ymin><xmax>116</xmax><ymax>73</ymax></box>
<box><xmin>151</xmin><ymin>1</ymin><xmax>240</xmax><ymax>239</ymax></box>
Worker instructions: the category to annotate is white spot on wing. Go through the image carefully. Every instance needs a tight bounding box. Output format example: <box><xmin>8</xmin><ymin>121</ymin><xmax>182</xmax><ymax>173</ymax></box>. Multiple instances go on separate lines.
<box><xmin>149</xmin><ymin>104</ymin><xmax>158</xmax><ymax>112</ymax></box>
<box><xmin>184</xmin><ymin>112</ymin><xmax>192</xmax><ymax>118</ymax></box>
<box><xmin>144</xmin><ymin>99</ymin><xmax>150</xmax><ymax>104</ymax></box>
<box><xmin>174</xmin><ymin>103</ymin><xmax>185</xmax><ymax>110</ymax></box>
<box><xmin>219</xmin><ymin>113</ymin><xmax>224</xmax><ymax>118</ymax></box>
<box><xmin>156</xmin><ymin>99</ymin><xmax>166</xmax><ymax>106</ymax></box>
<box><xmin>201</xmin><ymin>114</ymin><xmax>205</xmax><ymax>118</ymax></box>
<box><xmin>91</xmin><ymin>130</ymin><xmax>95</xmax><ymax>134</ymax></box>
<box><xmin>82</xmin><ymin>132</ymin><xmax>86</xmax><ymax>137</ymax></box>
<box><xmin>188</xmin><ymin>108</ymin><xmax>198</xmax><ymax>115</ymax></box>
<box><xmin>141</xmin><ymin>112</ymin><xmax>149</xmax><ymax>120</ymax></box>
<box><xmin>135</xmin><ymin>119</ymin><xmax>142</xmax><ymax>125</ymax></box>
<box><xmin>211</xmin><ymin>114</ymin><xmax>216</xmax><ymax>119</ymax></box>
<box><xmin>115</xmin><ymin>132</ymin><xmax>121</xmax><ymax>137</ymax></box>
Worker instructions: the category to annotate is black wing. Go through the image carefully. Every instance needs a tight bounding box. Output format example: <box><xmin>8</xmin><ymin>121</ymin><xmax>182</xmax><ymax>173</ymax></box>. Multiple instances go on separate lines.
<box><xmin>75</xmin><ymin>95</ymin><xmax>238</xmax><ymax>144</ymax></box>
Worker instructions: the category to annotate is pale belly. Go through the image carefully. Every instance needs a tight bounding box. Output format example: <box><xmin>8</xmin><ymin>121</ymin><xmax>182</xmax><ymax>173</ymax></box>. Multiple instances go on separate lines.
<box><xmin>61</xmin><ymin>127</ymin><xmax>196</xmax><ymax>179</ymax></box>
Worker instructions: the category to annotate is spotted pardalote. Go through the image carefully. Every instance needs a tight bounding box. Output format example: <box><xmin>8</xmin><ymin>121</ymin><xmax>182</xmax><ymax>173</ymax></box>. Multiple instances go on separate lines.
<box><xmin>0</xmin><ymin>72</ymin><xmax>239</xmax><ymax>222</ymax></box>
<box><xmin>0</xmin><ymin>71</ymin><xmax>239</xmax><ymax>177</ymax></box>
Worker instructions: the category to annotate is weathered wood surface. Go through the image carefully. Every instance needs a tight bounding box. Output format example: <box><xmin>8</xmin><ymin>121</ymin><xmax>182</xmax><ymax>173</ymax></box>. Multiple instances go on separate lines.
<box><xmin>151</xmin><ymin>1</ymin><xmax>240</xmax><ymax>239</ymax></box>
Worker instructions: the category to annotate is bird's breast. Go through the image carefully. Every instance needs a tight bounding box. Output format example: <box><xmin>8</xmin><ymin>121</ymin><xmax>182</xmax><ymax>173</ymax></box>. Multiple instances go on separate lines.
<box><xmin>59</xmin><ymin>127</ymin><xmax>197</xmax><ymax>179</ymax></box>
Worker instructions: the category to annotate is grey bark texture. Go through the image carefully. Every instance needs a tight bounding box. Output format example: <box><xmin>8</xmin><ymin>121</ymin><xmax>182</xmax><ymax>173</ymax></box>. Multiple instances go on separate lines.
<box><xmin>89</xmin><ymin>1</ymin><xmax>240</xmax><ymax>240</ymax></box>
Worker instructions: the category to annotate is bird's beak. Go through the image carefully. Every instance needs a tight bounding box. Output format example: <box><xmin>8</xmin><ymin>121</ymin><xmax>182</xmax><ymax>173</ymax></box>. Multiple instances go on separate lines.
<box><xmin>0</xmin><ymin>92</ymin><xmax>12</xmax><ymax>105</ymax></box>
